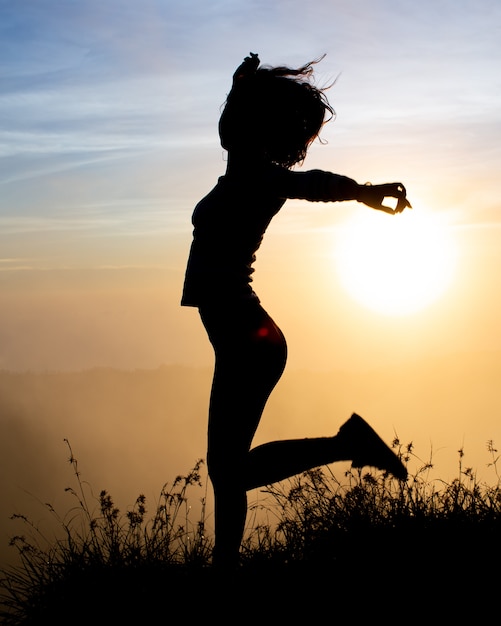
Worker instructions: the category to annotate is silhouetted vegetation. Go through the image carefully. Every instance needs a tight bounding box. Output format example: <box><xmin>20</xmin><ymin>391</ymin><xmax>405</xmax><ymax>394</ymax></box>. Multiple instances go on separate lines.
<box><xmin>1</xmin><ymin>439</ymin><xmax>500</xmax><ymax>624</ymax></box>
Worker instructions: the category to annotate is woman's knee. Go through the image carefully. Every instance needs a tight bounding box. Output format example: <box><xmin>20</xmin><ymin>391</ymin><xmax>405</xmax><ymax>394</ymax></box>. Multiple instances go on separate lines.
<box><xmin>207</xmin><ymin>448</ymin><xmax>246</xmax><ymax>492</ymax></box>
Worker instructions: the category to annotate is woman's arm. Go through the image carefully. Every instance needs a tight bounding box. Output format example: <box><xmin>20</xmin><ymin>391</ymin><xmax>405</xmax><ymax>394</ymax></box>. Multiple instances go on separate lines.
<box><xmin>273</xmin><ymin>167</ymin><xmax>412</xmax><ymax>214</ymax></box>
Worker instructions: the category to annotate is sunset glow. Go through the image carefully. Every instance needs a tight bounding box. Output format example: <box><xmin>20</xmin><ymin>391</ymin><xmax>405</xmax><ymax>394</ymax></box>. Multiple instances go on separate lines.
<box><xmin>334</xmin><ymin>207</ymin><xmax>458</xmax><ymax>316</ymax></box>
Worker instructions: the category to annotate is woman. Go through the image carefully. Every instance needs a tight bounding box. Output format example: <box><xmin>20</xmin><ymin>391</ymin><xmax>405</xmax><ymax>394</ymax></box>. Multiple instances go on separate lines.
<box><xmin>181</xmin><ymin>53</ymin><xmax>411</xmax><ymax>570</ymax></box>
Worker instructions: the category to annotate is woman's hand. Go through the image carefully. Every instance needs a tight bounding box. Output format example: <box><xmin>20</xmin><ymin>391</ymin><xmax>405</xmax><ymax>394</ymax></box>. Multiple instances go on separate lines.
<box><xmin>357</xmin><ymin>182</ymin><xmax>412</xmax><ymax>214</ymax></box>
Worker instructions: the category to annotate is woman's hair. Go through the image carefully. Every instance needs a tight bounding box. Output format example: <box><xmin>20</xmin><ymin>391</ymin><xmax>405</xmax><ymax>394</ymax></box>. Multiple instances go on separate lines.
<box><xmin>219</xmin><ymin>53</ymin><xmax>335</xmax><ymax>168</ymax></box>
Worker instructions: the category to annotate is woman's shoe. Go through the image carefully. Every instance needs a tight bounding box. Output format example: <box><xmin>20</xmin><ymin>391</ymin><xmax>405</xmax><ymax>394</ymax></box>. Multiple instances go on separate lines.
<box><xmin>338</xmin><ymin>413</ymin><xmax>407</xmax><ymax>480</ymax></box>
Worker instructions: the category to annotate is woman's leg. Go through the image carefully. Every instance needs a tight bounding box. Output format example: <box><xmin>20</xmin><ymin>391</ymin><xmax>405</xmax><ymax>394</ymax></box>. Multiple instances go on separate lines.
<box><xmin>245</xmin><ymin>413</ymin><xmax>408</xmax><ymax>490</ymax></box>
<box><xmin>200</xmin><ymin>303</ymin><xmax>287</xmax><ymax>569</ymax></box>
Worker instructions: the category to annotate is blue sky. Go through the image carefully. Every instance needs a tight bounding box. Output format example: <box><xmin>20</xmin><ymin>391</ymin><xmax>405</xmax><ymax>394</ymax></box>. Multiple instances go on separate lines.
<box><xmin>1</xmin><ymin>0</ymin><xmax>501</xmax><ymax>371</ymax></box>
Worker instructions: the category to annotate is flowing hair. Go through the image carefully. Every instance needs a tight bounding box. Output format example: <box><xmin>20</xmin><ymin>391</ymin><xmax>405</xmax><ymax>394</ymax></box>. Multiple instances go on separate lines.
<box><xmin>219</xmin><ymin>53</ymin><xmax>335</xmax><ymax>168</ymax></box>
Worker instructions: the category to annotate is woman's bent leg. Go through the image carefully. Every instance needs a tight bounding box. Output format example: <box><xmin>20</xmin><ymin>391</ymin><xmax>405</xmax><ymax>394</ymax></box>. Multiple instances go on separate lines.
<box><xmin>245</xmin><ymin>413</ymin><xmax>407</xmax><ymax>490</ymax></box>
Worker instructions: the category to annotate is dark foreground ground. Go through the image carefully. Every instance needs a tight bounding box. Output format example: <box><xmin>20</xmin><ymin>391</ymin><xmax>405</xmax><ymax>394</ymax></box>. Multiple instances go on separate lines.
<box><xmin>3</xmin><ymin>527</ymin><xmax>499</xmax><ymax>625</ymax></box>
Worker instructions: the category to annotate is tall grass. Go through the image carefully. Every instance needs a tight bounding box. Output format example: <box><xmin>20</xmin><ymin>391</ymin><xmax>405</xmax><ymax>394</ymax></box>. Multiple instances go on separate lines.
<box><xmin>1</xmin><ymin>438</ymin><xmax>501</xmax><ymax>623</ymax></box>
<box><xmin>0</xmin><ymin>440</ymin><xmax>212</xmax><ymax>624</ymax></box>
<box><xmin>244</xmin><ymin>439</ymin><xmax>501</xmax><ymax>571</ymax></box>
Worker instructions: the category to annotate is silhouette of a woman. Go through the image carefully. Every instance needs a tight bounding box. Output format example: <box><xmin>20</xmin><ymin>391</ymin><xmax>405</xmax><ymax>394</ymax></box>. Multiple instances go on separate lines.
<box><xmin>181</xmin><ymin>53</ymin><xmax>411</xmax><ymax>570</ymax></box>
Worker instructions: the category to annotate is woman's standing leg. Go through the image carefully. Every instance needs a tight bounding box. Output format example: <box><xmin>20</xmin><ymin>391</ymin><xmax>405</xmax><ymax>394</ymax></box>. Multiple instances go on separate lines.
<box><xmin>201</xmin><ymin>304</ymin><xmax>287</xmax><ymax>569</ymax></box>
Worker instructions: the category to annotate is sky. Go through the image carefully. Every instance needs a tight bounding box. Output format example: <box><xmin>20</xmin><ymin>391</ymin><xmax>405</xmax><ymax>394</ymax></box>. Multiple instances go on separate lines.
<box><xmin>1</xmin><ymin>0</ymin><xmax>500</xmax><ymax>372</ymax></box>
<box><xmin>1</xmin><ymin>0</ymin><xmax>501</xmax><ymax>555</ymax></box>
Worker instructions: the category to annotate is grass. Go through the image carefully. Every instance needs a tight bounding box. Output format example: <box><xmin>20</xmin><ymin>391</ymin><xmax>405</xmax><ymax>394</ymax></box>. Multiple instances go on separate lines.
<box><xmin>1</xmin><ymin>437</ymin><xmax>501</xmax><ymax>624</ymax></box>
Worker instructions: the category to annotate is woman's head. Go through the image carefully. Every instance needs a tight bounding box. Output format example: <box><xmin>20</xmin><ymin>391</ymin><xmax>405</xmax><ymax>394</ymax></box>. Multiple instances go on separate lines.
<box><xmin>219</xmin><ymin>53</ymin><xmax>334</xmax><ymax>168</ymax></box>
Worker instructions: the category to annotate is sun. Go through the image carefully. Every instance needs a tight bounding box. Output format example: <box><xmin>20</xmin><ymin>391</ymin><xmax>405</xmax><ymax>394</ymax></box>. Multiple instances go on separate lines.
<box><xmin>334</xmin><ymin>206</ymin><xmax>457</xmax><ymax>316</ymax></box>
